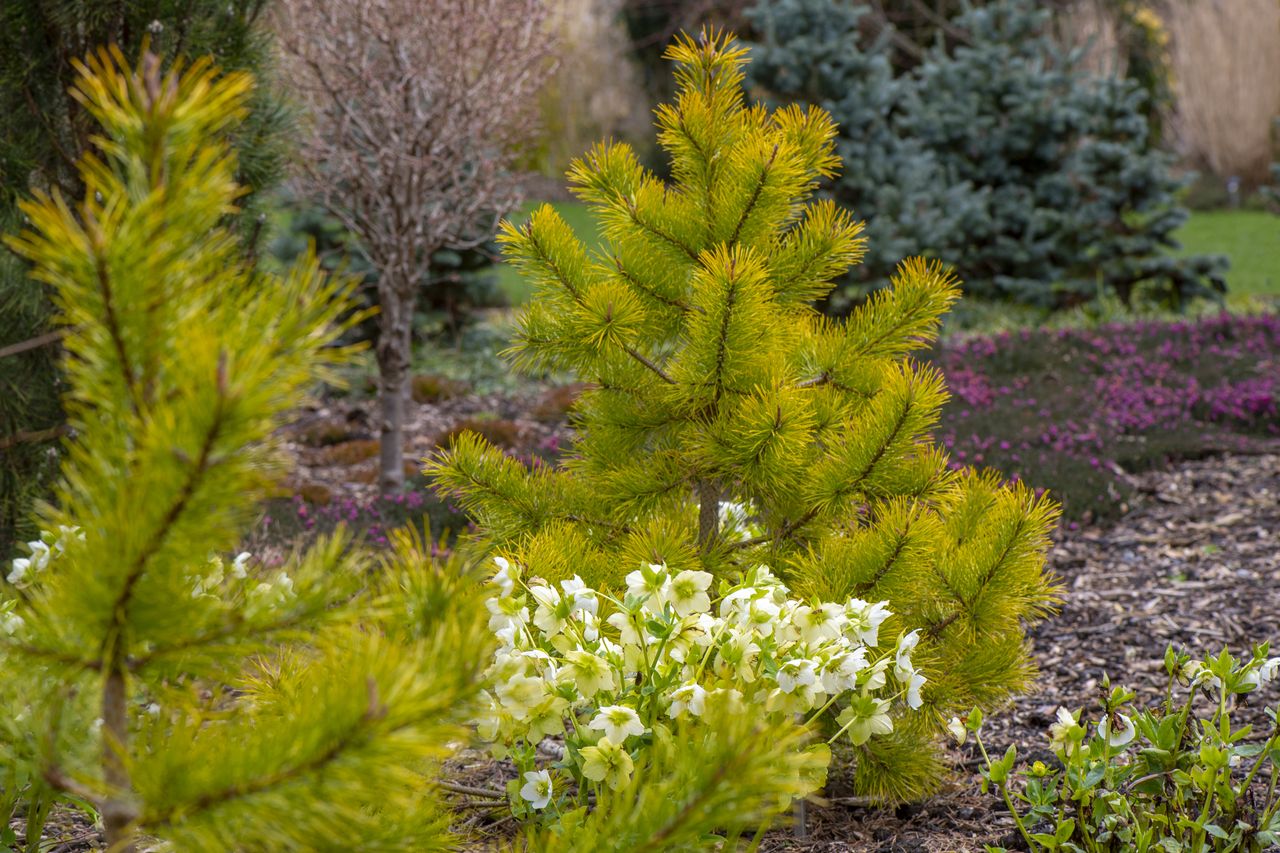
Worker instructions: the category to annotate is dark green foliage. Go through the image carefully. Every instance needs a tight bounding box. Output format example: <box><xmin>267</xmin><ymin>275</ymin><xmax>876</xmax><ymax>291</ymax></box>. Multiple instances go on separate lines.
<box><xmin>1263</xmin><ymin>164</ymin><xmax>1280</xmax><ymax>210</ymax></box>
<box><xmin>0</xmin><ymin>0</ymin><xmax>290</xmax><ymax>556</ymax></box>
<box><xmin>746</xmin><ymin>0</ymin><xmax>1227</xmax><ymax>311</ymax></box>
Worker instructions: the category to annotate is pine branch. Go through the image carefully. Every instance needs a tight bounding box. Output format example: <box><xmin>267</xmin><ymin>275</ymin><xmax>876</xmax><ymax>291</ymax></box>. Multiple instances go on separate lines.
<box><xmin>622</xmin><ymin>344</ymin><xmax>675</xmax><ymax>385</ymax></box>
<box><xmin>0</xmin><ymin>424</ymin><xmax>69</xmax><ymax>451</ymax></box>
<box><xmin>0</xmin><ymin>329</ymin><xmax>65</xmax><ymax>360</ymax></box>
<box><xmin>728</xmin><ymin>144</ymin><xmax>779</xmax><ymax>246</ymax></box>
<box><xmin>91</xmin><ymin>246</ymin><xmax>141</xmax><ymax>414</ymax></box>
<box><xmin>145</xmin><ymin>682</ymin><xmax>385</xmax><ymax>828</ymax></box>
<box><xmin>623</xmin><ymin>197</ymin><xmax>700</xmax><ymax>262</ymax></box>
<box><xmin>613</xmin><ymin>256</ymin><xmax>700</xmax><ymax>315</ymax></box>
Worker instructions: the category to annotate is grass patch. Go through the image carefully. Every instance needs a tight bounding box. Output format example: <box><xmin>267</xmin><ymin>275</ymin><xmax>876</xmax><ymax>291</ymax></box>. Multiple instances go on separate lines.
<box><xmin>498</xmin><ymin>204</ymin><xmax>1280</xmax><ymax>307</ymax></box>
<box><xmin>496</xmin><ymin>200</ymin><xmax>602</xmax><ymax>305</ymax></box>
<box><xmin>1175</xmin><ymin>210</ymin><xmax>1280</xmax><ymax>298</ymax></box>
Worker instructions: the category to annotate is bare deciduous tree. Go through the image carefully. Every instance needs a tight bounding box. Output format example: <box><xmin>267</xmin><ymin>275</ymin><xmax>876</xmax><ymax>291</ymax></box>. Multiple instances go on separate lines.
<box><xmin>278</xmin><ymin>0</ymin><xmax>555</xmax><ymax>491</ymax></box>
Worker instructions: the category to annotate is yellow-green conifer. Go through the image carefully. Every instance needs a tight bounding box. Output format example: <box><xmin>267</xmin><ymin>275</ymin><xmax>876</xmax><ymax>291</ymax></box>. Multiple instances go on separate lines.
<box><xmin>429</xmin><ymin>30</ymin><xmax>1060</xmax><ymax>801</ymax></box>
<box><xmin>1</xmin><ymin>50</ymin><xmax>489</xmax><ymax>851</ymax></box>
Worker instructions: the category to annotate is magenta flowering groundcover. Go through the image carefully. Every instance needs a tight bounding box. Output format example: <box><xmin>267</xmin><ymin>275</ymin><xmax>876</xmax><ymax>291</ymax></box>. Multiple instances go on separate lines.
<box><xmin>932</xmin><ymin>313</ymin><xmax>1280</xmax><ymax>521</ymax></box>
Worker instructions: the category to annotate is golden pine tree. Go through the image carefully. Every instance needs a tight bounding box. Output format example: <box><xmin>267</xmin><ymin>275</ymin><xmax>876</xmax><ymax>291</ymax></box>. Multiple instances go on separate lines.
<box><xmin>429</xmin><ymin>30</ymin><xmax>1060</xmax><ymax>801</ymax></box>
<box><xmin>0</xmin><ymin>50</ymin><xmax>490</xmax><ymax>851</ymax></box>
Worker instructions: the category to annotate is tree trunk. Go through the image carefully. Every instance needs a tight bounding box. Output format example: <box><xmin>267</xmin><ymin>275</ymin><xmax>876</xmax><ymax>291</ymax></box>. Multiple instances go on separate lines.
<box><xmin>376</xmin><ymin>279</ymin><xmax>414</xmax><ymax>493</ymax></box>
<box><xmin>696</xmin><ymin>479</ymin><xmax>720</xmax><ymax>551</ymax></box>
<box><xmin>101</xmin><ymin>654</ymin><xmax>136</xmax><ymax>852</ymax></box>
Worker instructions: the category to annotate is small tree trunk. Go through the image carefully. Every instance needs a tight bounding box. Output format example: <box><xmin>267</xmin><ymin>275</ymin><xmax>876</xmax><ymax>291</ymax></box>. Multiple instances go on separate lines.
<box><xmin>376</xmin><ymin>279</ymin><xmax>414</xmax><ymax>493</ymax></box>
<box><xmin>101</xmin><ymin>652</ymin><xmax>136</xmax><ymax>852</ymax></box>
<box><xmin>696</xmin><ymin>479</ymin><xmax>720</xmax><ymax>550</ymax></box>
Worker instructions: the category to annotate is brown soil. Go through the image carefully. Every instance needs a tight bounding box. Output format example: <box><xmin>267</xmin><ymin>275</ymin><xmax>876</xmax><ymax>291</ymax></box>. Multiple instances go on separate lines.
<box><xmin>758</xmin><ymin>450</ymin><xmax>1280</xmax><ymax>851</ymax></box>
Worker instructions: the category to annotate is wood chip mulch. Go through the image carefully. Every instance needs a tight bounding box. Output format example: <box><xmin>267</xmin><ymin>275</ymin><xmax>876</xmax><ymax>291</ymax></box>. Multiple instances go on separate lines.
<box><xmin>756</xmin><ymin>450</ymin><xmax>1280</xmax><ymax>851</ymax></box>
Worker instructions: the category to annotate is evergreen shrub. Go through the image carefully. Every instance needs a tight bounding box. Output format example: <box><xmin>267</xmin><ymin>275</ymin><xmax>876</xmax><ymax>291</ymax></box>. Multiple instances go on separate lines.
<box><xmin>430</xmin><ymin>29</ymin><xmax>1060</xmax><ymax>802</ymax></box>
<box><xmin>0</xmin><ymin>50</ymin><xmax>489</xmax><ymax>851</ymax></box>
<box><xmin>0</xmin><ymin>0</ymin><xmax>291</xmax><ymax>556</ymax></box>
<box><xmin>746</xmin><ymin>0</ymin><xmax>1228</xmax><ymax>311</ymax></box>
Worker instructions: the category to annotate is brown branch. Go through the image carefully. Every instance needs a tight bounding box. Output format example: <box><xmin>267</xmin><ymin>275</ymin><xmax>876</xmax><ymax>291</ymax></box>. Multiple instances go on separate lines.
<box><xmin>622</xmin><ymin>344</ymin><xmax>675</xmax><ymax>385</ymax></box>
<box><xmin>624</xmin><ymin>199</ymin><xmax>701</xmax><ymax>262</ymax></box>
<box><xmin>614</xmin><ymin>256</ymin><xmax>699</xmax><ymax>314</ymax></box>
<box><xmin>92</xmin><ymin>245</ymin><xmax>140</xmax><ymax>413</ymax></box>
<box><xmin>42</xmin><ymin>766</ymin><xmax>102</xmax><ymax>805</ymax></box>
<box><xmin>729</xmin><ymin>144</ymin><xmax>779</xmax><ymax>246</ymax></box>
<box><xmin>0</xmin><ymin>329</ymin><xmax>66</xmax><ymax>360</ymax></box>
<box><xmin>0</xmin><ymin>424</ymin><xmax>70</xmax><ymax>451</ymax></box>
<box><xmin>439</xmin><ymin>781</ymin><xmax>505</xmax><ymax>799</ymax></box>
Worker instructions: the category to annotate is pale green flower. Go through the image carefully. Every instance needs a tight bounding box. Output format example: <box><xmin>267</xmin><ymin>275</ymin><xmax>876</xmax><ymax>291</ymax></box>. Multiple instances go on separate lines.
<box><xmin>496</xmin><ymin>673</ymin><xmax>545</xmax><ymax>720</ymax></box>
<box><xmin>838</xmin><ymin>694</ymin><xmax>894</xmax><ymax>745</ymax></box>
<box><xmin>1049</xmin><ymin>707</ymin><xmax>1085</xmax><ymax>757</ymax></box>
<box><xmin>667</xmin><ymin>681</ymin><xmax>707</xmax><ymax>719</ymax></box>
<box><xmin>525</xmin><ymin>695</ymin><xmax>570</xmax><ymax>742</ymax></box>
<box><xmin>665</xmin><ymin>570</ymin><xmax>713</xmax><ymax>617</ymax></box>
<box><xmin>564</xmin><ymin>649</ymin><xmax>615</xmax><ymax>698</ymax></box>
<box><xmin>589</xmin><ymin>704</ymin><xmax>645</xmax><ymax>743</ymax></box>
<box><xmin>579</xmin><ymin>736</ymin><xmax>634</xmax><ymax>789</ymax></box>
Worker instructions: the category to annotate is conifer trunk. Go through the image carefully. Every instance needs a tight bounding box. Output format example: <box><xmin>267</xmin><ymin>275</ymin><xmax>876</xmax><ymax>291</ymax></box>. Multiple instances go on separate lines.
<box><xmin>696</xmin><ymin>480</ymin><xmax>720</xmax><ymax>550</ymax></box>
<box><xmin>101</xmin><ymin>657</ymin><xmax>136</xmax><ymax>852</ymax></box>
<box><xmin>376</xmin><ymin>278</ymin><xmax>414</xmax><ymax>493</ymax></box>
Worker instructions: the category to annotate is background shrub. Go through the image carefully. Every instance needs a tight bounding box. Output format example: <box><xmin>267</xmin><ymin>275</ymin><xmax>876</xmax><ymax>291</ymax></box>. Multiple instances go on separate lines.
<box><xmin>746</xmin><ymin>0</ymin><xmax>1227</xmax><ymax>311</ymax></box>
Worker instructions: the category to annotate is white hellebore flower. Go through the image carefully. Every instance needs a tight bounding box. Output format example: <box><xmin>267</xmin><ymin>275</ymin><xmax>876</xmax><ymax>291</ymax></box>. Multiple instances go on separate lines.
<box><xmin>667</xmin><ymin>682</ymin><xmax>708</xmax><ymax>719</ymax></box>
<box><xmin>718</xmin><ymin>588</ymin><xmax>757</xmax><ymax>622</ymax></box>
<box><xmin>6</xmin><ymin>558</ymin><xmax>31</xmax><ymax>587</ymax></box>
<box><xmin>0</xmin><ymin>610</ymin><xmax>24</xmax><ymax>637</ymax></box>
<box><xmin>492</xmin><ymin>556</ymin><xmax>516</xmax><ymax>597</ymax></box>
<box><xmin>775</xmin><ymin>659</ymin><xmax>819</xmax><ymax>695</ymax></box>
<box><xmin>560</xmin><ymin>575</ymin><xmax>599</xmax><ymax>617</ymax></box>
<box><xmin>665</xmin><ymin>570</ymin><xmax>713</xmax><ymax>617</ymax></box>
<box><xmin>1098</xmin><ymin>713</ymin><xmax>1136</xmax><ymax>748</ymax></box>
<box><xmin>845</xmin><ymin>599</ymin><xmax>891</xmax><ymax>646</ymax></box>
<box><xmin>904</xmin><ymin>669</ymin><xmax>926</xmax><ymax>710</ymax></box>
<box><xmin>625</xmin><ymin>563</ymin><xmax>669</xmax><ymax>610</ymax></box>
<box><xmin>27</xmin><ymin>540</ymin><xmax>52</xmax><ymax>572</ymax></box>
<box><xmin>795</xmin><ymin>602</ymin><xmax>846</xmax><ymax>645</ymax></box>
<box><xmin>589</xmin><ymin>704</ymin><xmax>646</xmax><ymax>743</ymax></box>
<box><xmin>519</xmin><ymin>770</ymin><xmax>553</xmax><ymax>810</ymax></box>
<box><xmin>1260</xmin><ymin>657</ymin><xmax>1280</xmax><ymax>686</ymax></box>
<box><xmin>8</xmin><ymin>538</ymin><xmax>52</xmax><ymax>587</ymax></box>
<box><xmin>529</xmin><ymin>584</ymin><xmax>567</xmax><ymax>637</ymax></box>
<box><xmin>53</xmin><ymin>525</ymin><xmax>84</xmax><ymax>553</ymax></box>
<box><xmin>894</xmin><ymin>630</ymin><xmax>921</xmax><ymax>681</ymax></box>
<box><xmin>819</xmin><ymin>648</ymin><xmax>868</xmax><ymax>694</ymax></box>
<box><xmin>231</xmin><ymin>551</ymin><xmax>252</xmax><ymax>579</ymax></box>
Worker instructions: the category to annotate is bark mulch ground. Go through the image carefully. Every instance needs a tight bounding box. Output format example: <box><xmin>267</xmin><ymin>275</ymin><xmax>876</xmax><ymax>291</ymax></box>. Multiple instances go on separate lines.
<box><xmin>754</xmin><ymin>450</ymin><xmax>1280</xmax><ymax>851</ymax></box>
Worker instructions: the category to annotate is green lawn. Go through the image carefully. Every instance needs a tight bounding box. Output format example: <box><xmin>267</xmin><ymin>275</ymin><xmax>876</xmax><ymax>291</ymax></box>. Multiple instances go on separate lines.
<box><xmin>1175</xmin><ymin>209</ymin><xmax>1280</xmax><ymax>298</ymax></box>
<box><xmin>496</xmin><ymin>203</ymin><xmax>1280</xmax><ymax>306</ymax></box>
<box><xmin>495</xmin><ymin>200</ymin><xmax>599</xmax><ymax>305</ymax></box>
